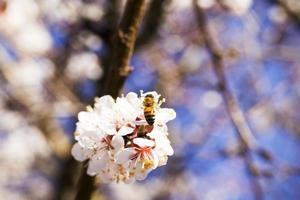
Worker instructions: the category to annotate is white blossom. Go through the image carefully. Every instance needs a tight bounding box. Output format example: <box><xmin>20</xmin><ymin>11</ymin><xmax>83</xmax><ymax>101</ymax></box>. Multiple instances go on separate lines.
<box><xmin>0</xmin><ymin>113</ymin><xmax>51</xmax><ymax>183</ymax></box>
<box><xmin>66</xmin><ymin>52</ymin><xmax>102</xmax><ymax>80</ymax></box>
<box><xmin>196</xmin><ymin>0</ymin><xmax>215</xmax><ymax>9</ymax></box>
<box><xmin>71</xmin><ymin>91</ymin><xmax>176</xmax><ymax>183</ymax></box>
<box><xmin>222</xmin><ymin>0</ymin><xmax>253</xmax><ymax>16</ymax></box>
<box><xmin>14</xmin><ymin>22</ymin><xmax>52</xmax><ymax>55</ymax></box>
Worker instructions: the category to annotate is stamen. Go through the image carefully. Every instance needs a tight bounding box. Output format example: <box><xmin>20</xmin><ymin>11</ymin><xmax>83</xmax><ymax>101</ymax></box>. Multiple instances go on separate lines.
<box><xmin>86</xmin><ymin>105</ymin><xmax>93</xmax><ymax>112</ymax></box>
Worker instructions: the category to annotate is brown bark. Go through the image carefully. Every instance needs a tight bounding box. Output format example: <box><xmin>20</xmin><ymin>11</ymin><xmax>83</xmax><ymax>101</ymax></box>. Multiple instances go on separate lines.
<box><xmin>75</xmin><ymin>1</ymin><xmax>147</xmax><ymax>199</ymax></box>
<box><xmin>102</xmin><ymin>0</ymin><xmax>147</xmax><ymax>98</ymax></box>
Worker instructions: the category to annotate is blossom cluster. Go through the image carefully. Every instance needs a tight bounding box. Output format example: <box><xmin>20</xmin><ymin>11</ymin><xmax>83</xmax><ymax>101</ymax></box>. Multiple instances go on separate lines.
<box><xmin>71</xmin><ymin>91</ymin><xmax>176</xmax><ymax>183</ymax></box>
<box><xmin>0</xmin><ymin>109</ymin><xmax>53</xmax><ymax>200</ymax></box>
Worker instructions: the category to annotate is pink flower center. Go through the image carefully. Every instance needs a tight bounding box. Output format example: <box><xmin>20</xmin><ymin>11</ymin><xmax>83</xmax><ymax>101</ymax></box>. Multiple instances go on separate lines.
<box><xmin>101</xmin><ymin>136</ymin><xmax>114</xmax><ymax>150</ymax></box>
<box><xmin>130</xmin><ymin>146</ymin><xmax>152</xmax><ymax>160</ymax></box>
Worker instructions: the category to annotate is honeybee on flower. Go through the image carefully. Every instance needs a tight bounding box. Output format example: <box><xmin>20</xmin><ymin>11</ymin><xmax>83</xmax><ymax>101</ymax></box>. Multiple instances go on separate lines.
<box><xmin>71</xmin><ymin>91</ymin><xmax>176</xmax><ymax>183</ymax></box>
<box><xmin>143</xmin><ymin>93</ymin><xmax>165</xmax><ymax>126</ymax></box>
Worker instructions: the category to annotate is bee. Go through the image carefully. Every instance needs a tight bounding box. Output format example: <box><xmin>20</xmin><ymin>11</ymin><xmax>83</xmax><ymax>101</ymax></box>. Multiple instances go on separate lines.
<box><xmin>143</xmin><ymin>94</ymin><xmax>156</xmax><ymax>125</ymax></box>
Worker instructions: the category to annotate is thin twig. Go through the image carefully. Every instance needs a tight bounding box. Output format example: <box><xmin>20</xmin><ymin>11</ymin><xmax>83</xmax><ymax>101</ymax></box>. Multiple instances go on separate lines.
<box><xmin>193</xmin><ymin>2</ymin><xmax>264</xmax><ymax>199</ymax></box>
<box><xmin>193</xmin><ymin>1</ymin><xmax>257</xmax><ymax>150</ymax></box>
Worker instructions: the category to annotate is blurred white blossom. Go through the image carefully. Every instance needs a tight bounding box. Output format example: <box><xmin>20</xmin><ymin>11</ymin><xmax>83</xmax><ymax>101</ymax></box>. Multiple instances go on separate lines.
<box><xmin>0</xmin><ymin>112</ymin><xmax>51</xmax><ymax>183</ymax></box>
<box><xmin>222</xmin><ymin>0</ymin><xmax>253</xmax><ymax>16</ymax></box>
<box><xmin>6</xmin><ymin>58</ymin><xmax>54</xmax><ymax>87</ymax></box>
<box><xmin>0</xmin><ymin>0</ymin><xmax>40</xmax><ymax>32</ymax></box>
<box><xmin>202</xmin><ymin>90</ymin><xmax>222</xmax><ymax>109</ymax></box>
<box><xmin>196</xmin><ymin>0</ymin><xmax>215</xmax><ymax>9</ymax></box>
<box><xmin>286</xmin><ymin>0</ymin><xmax>300</xmax><ymax>12</ymax></box>
<box><xmin>163</xmin><ymin>35</ymin><xmax>185</xmax><ymax>55</ymax></box>
<box><xmin>170</xmin><ymin>0</ymin><xmax>192</xmax><ymax>11</ymax></box>
<box><xmin>0</xmin><ymin>0</ymin><xmax>52</xmax><ymax>56</ymax></box>
<box><xmin>268</xmin><ymin>5</ymin><xmax>288</xmax><ymax>24</ymax></box>
<box><xmin>14</xmin><ymin>23</ymin><xmax>52</xmax><ymax>55</ymax></box>
<box><xmin>66</xmin><ymin>52</ymin><xmax>102</xmax><ymax>80</ymax></box>
<box><xmin>179</xmin><ymin>45</ymin><xmax>207</xmax><ymax>73</ymax></box>
<box><xmin>72</xmin><ymin>91</ymin><xmax>176</xmax><ymax>183</ymax></box>
<box><xmin>80</xmin><ymin>3</ymin><xmax>104</xmax><ymax>21</ymax></box>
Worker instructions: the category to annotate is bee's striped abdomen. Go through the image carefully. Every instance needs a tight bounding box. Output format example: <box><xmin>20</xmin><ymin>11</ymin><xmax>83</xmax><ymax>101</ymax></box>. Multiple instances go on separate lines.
<box><xmin>145</xmin><ymin>113</ymin><xmax>155</xmax><ymax>125</ymax></box>
<box><xmin>143</xmin><ymin>94</ymin><xmax>156</xmax><ymax>126</ymax></box>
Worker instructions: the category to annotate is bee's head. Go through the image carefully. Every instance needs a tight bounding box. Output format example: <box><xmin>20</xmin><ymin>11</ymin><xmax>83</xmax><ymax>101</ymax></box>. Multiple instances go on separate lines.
<box><xmin>145</xmin><ymin>94</ymin><xmax>154</xmax><ymax>98</ymax></box>
<box><xmin>143</xmin><ymin>94</ymin><xmax>155</xmax><ymax>106</ymax></box>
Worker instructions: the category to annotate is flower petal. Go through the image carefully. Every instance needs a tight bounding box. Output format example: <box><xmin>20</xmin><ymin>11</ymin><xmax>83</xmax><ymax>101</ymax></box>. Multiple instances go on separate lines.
<box><xmin>124</xmin><ymin>176</ymin><xmax>135</xmax><ymax>184</ymax></box>
<box><xmin>77</xmin><ymin>111</ymin><xmax>101</xmax><ymax>132</ymax></box>
<box><xmin>126</xmin><ymin>92</ymin><xmax>142</xmax><ymax>110</ymax></box>
<box><xmin>101</xmin><ymin>121</ymin><xmax>117</xmax><ymax>135</ymax></box>
<box><xmin>87</xmin><ymin>153</ymin><xmax>108</xmax><ymax>176</ymax></box>
<box><xmin>133</xmin><ymin>138</ymin><xmax>155</xmax><ymax>148</ymax></box>
<box><xmin>157</xmin><ymin>108</ymin><xmax>176</xmax><ymax>124</ymax></box>
<box><xmin>78</xmin><ymin>111</ymin><xmax>93</xmax><ymax>122</ymax></box>
<box><xmin>71</xmin><ymin>143</ymin><xmax>92</xmax><ymax>161</ymax></box>
<box><xmin>116</xmin><ymin>97</ymin><xmax>138</xmax><ymax>121</ymax></box>
<box><xmin>97</xmin><ymin>172</ymin><xmax>111</xmax><ymax>183</ymax></box>
<box><xmin>154</xmin><ymin>135</ymin><xmax>174</xmax><ymax>156</ymax></box>
<box><xmin>157</xmin><ymin>155</ymin><xmax>168</xmax><ymax>166</ymax></box>
<box><xmin>111</xmin><ymin>135</ymin><xmax>124</xmax><ymax>151</ymax></box>
<box><xmin>95</xmin><ymin>95</ymin><xmax>115</xmax><ymax>110</ymax></box>
<box><xmin>158</xmin><ymin>142</ymin><xmax>174</xmax><ymax>156</ymax></box>
<box><xmin>115</xmin><ymin>148</ymin><xmax>135</xmax><ymax>164</ymax></box>
<box><xmin>97</xmin><ymin>172</ymin><xmax>110</xmax><ymax>183</ymax></box>
<box><xmin>135</xmin><ymin>161</ymin><xmax>151</xmax><ymax>180</ymax></box>
<box><xmin>77</xmin><ymin>131</ymin><xmax>100</xmax><ymax>149</ymax></box>
<box><xmin>135</xmin><ymin>171</ymin><xmax>149</xmax><ymax>181</ymax></box>
<box><xmin>150</xmin><ymin>151</ymin><xmax>159</xmax><ymax>169</ymax></box>
<box><xmin>117</xmin><ymin>126</ymin><xmax>134</xmax><ymax>136</ymax></box>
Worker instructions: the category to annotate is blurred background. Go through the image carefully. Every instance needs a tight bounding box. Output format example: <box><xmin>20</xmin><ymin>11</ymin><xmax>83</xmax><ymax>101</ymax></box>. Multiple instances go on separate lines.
<box><xmin>0</xmin><ymin>0</ymin><xmax>300</xmax><ymax>199</ymax></box>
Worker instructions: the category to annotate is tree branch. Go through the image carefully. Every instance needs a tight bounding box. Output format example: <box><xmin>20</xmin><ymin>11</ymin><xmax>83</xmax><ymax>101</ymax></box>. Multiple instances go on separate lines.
<box><xmin>101</xmin><ymin>0</ymin><xmax>147</xmax><ymax>98</ymax></box>
<box><xmin>193</xmin><ymin>1</ymin><xmax>258</xmax><ymax>150</ymax></box>
<box><xmin>193</xmin><ymin>2</ymin><xmax>265</xmax><ymax>199</ymax></box>
<box><xmin>274</xmin><ymin>0</ymin><xmax>300</xmax><ymax>28</ymax></box>
<box><xmin>136</xmin><ymin>0</ymin><xmax>171</xmax><ymax>49</ymax></box>
<box><xmin>75</xmin><ymin>0</ymin><xmax>147</xmax><ymax>199</ymax></box>
<box><xmin>75</xmin><ymin>162</ymin><xmax>96</xmax><ymax>200</ymax></box>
